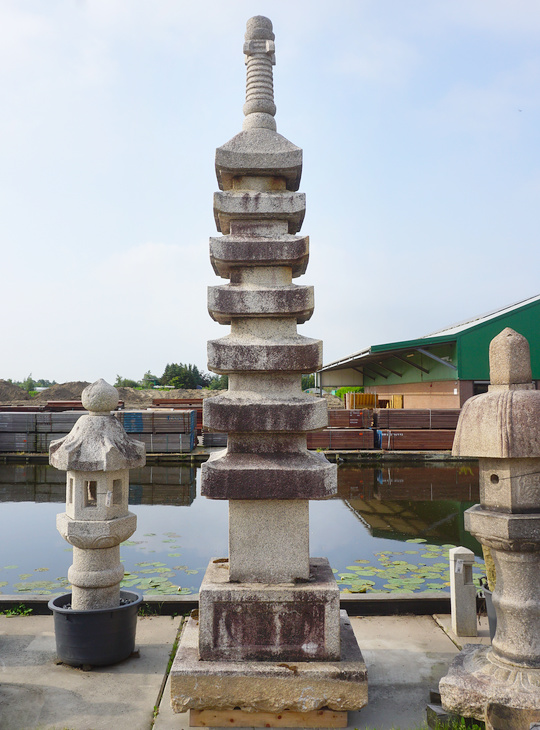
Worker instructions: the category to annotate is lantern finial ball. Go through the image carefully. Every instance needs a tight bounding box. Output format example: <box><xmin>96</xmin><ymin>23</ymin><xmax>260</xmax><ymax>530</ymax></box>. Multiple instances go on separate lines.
<box><xmin>82</xmin><ymin>379</ymin><xmax>119</xmax><ymax>413</ymax></box>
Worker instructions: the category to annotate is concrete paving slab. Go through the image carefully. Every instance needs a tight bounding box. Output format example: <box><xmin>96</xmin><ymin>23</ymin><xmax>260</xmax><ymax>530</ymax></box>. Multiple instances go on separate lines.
<box><xmin>433</xmin><ymin>613</ymin><xmax>491</xmax><ymax>650</ymax></box>
<box><xmin>0</xmin><ymin>612</ymin><xmax>465</xmax><ymax>730</ymax></box>
<box><xmin>0</xmin><ymin>614</ymin><xmax>181</xmax><ymax>730</ymax></box>
<box><xmin>349</xmin><ymin>615</ymin><xmax>459</xmax><ymax>730</ymax></box>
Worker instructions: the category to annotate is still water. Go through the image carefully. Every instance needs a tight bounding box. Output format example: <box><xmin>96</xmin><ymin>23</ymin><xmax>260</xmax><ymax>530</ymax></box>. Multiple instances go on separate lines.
<box><xmin>0</xmin><ymin>461</ymin><xmax>483</xmax><ymax>596</ymax></box>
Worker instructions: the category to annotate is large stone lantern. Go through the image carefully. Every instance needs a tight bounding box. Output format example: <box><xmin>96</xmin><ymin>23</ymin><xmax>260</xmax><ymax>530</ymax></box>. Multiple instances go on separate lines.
<box><xmin>49</xmin><ymin>379</ymin><xmax>146</xmax><ymax>610</ymax></box>
<box><xmin>439</xmin><ymin>328</ymin><xmax>540</xmax><ymax>725</ymax></box>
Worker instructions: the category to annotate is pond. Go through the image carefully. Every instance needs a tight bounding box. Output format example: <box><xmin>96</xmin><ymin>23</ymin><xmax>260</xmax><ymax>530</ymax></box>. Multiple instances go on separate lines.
<box><xmin>0</xmin><ymin>461</ymin><xmax>484</xmax><ymax>597</ymax></box>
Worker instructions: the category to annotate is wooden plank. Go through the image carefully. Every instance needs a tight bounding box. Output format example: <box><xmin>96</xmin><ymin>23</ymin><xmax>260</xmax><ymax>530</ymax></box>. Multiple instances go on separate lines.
<box><xmin>189</xmin><ymin>708</ymin><xmax>348</xmax><ymax>728</ymax></box>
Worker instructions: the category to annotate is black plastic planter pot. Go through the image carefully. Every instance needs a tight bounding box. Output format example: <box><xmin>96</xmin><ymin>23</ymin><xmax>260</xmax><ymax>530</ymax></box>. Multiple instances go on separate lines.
<box><xmin>48</xmin><ymin>590</ymin><xmax>143</xmax><ymax>667</ymax></box>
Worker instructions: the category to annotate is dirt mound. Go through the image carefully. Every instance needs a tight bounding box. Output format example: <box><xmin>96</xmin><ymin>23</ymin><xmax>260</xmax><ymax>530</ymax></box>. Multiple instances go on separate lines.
<box><xmin>116</xmin><ymin>387</ymin><xmax>156</xmax><ymax>407</ymax></box>
<box><xmin>0</xmin><ymin>380</ymin><xmax>30</xmax><ymax>402</ymax></box>
<box><xmin>31</xmin><ymin>382</ymin><xmax>91</xmax><ymax>402</ymax></box>
<box><xmin>166</xmin><ymin>389</ymin><xmax>225</xmax><ymax>400</ymax></box>
<box><xmin>323</xmin><ymin>393</ymin><xmax>345</xmax><ymax>409</ymax></box>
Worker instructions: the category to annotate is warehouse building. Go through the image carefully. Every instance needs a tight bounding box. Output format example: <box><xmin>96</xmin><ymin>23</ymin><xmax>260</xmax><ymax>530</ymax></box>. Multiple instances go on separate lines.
<box><xmin>318</xmin><ymin>294</ymin><xmax>540</xmax><ymax>409</ymax></box>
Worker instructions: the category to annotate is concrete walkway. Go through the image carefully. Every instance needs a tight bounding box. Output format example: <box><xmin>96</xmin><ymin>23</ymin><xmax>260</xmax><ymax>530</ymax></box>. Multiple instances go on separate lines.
<box><xmin>0</xmin><ymin>613</ymin><xmax>490</xmax><ymax>730</ymax></box>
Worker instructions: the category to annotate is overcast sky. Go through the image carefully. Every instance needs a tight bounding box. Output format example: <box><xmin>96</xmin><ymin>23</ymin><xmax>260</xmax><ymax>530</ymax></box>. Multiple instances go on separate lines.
<box><xmin>1</xmin><ymin>0</ymin><xmax>539</xmax><ymax>384</ymax></box>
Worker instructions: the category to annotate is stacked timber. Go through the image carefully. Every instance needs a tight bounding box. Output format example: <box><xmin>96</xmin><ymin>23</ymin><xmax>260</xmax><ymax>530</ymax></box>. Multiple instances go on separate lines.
<box><xmin>373</xmin><ymin>408</ymin><xmax>459</xmax><ymax>451</ymax></box>
<box><xmin>374</xmin><ymin>409</ymin><xmax>460</xmax><ymax>430</ymax></box>
<box><xmin>202</xmin><ymin>432</ymin><xmax>228</xmax><ymax>447</ymax></box>
<box><xmin>0</xmin><ymin>411</ymin><xmax>83</xmax><ymax>453</ymax></box>
<box><xmin>0</xmin><ymin>409</ymin><xmax>197</xmax><ymax>453</ymax></box>
<box><xmin>152</xmin><ymin>398</ymin><xmax>204</xmax><ymax>435</ymax></box>
<box><xmin>328</xmin><ymin>409</ymin><xmax>372</xmax><ymax>428</ymax></box>
<box><xmin>376</xmin><ymin>429</ymin><xmax>456</xmax><ymax>451</ymax></box>
<box><xmin>307</xmin><ymin>429</ymin><xmax>374</xmax><ymax>450</ymax></box>
<box><xmin>114</xmin><ymin>409</ymin><xmax>197</xmax><ymax>453</ymax></box>
<box><xmin>345</xmin><ymin>392</ymin><xmax>378</xmax><ymax>409</ymax></box>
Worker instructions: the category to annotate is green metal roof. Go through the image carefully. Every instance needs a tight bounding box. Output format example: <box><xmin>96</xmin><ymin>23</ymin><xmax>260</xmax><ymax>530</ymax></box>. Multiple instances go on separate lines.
<box><xmin>320</xmin><ymin>294</ymin><xmax>540</xmax><ymax>382</ymax></box>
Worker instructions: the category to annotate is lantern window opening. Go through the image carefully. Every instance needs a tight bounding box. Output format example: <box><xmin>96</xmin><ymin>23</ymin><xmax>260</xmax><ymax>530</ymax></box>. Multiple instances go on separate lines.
<box><xmin>68</xmin><ymin>478</ymin><xmax>73</xmax><ymax>504</ymax></box>
<box><xmin>84</xmin><ymin>480</ymin><xmax>97</xmax><ymax>508</ymax></box>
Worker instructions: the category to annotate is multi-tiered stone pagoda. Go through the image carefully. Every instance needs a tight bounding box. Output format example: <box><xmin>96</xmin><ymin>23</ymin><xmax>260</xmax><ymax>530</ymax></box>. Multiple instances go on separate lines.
<box><xmin>171</xmin><ymin>16</ymin><xmax>367</xmax><ymax>723</ymax></box>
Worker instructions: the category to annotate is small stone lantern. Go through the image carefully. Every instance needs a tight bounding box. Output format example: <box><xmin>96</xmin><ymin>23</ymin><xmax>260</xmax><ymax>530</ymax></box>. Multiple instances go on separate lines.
<box><xmin>440</xmin><ymin>328</ymin><xmax>540</xmax><ymax>724</ymax></box>
<box><xmin>50</xmin><ymin>379</ymin><xmax>146</xmax><ymax>610</ymax></box>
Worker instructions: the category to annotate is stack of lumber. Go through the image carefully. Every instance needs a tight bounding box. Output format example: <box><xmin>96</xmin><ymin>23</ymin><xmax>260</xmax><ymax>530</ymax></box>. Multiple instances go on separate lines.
<box><xmin>0</xmin><ymin>409</ymin><xmax>197</xmax><ymax>453</ymax></box>
<box><xmin>0</xmin><ymin>413</ymin><xmax>37</xmax><ymax>432</ymax></box>
<box><xmin>36</xmin><ymin>412</ymin><xmax>84</xmax><ymax>432</ymax></box>
<box><xmin>328</xmin><ymin>409</ymin><xmax>372</xmax><ymax>428</ymax></box>
<box><xmin>373</xmin><ymin>409</ymin><xmax>461</xmax><ymax>430</ymax></box>
<box><xmin>115</xmin><ymin>410</ymin><xmax>197</xmax><ymax>452</ymax></box>
<box><xmin>307</xmin><ymin>429</ymin><xmax>375</xmax><ymax>450</ymax></box>
<box><xmin>152</xmin><ymin>398</ymin><xmax>204</xmax><ymax>435</ymax></box>
<box><xmin>0</xmin><ymin>412</ymin><xmax>83</xmax><ymax>453</ymax></box>
<box><xmin>376</xmin><ymin>429</ymin><xmax>456</xmax><ymax>451</ymax></box>
<box><xmin>344</xmin><ymin>392</ymin><xmax>378</xmax><ymax>409</ymax></box>
<box><xmin>127</xmin><ymin>433</ymin><xmax>195</xmax><ymax>453</ymax></box>
<box><xmin>202</xmin><ymin>432</ymin><xmax>228</xmax><ymax>447</ymax></box>
<box><xmin>43</xmin><ymin>400</ymin><xmax>123</xmax><ymax>411</ymax></box>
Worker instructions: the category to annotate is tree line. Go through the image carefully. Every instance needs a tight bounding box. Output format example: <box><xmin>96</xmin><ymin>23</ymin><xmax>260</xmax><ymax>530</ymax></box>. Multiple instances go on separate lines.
<box><xmin>6</xmin><ymin>367</ymin><xmax>316</xmax><ymax>393</ymax></box>
<box><xmin>115</xmin><ymin>366</ymin><xmax>315</xmax><ymax>391</ymax></box>
<box><xmin>115</xmin><ymin>363</ymin><xmax>227</xmax><ymax>390</ymax></box>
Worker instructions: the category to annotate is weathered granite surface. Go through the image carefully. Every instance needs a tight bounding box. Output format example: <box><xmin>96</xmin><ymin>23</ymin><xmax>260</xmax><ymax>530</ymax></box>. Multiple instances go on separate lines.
<box><xmin>198</xmin><ymin>558</ymin><xmax>340</xmax><ymax>661</ymax></box>
<box><xmin>172</xmin><ymin>15</ymin><xmax>366</xmax><ymax>716</ymax></box>
<box><xmin>440</xmin><ymin>328</ymin><xmax>540</xmax><ymax>721</ymax></box>
<box><xmin>49</xmin><ymin>379</ymin><xmax>145</xmax><ymax>610</ymax></box>
<box><xmin>171</xmin><ymin>611</ymin><xmax>367</xmax><ymax>713</ymax></box>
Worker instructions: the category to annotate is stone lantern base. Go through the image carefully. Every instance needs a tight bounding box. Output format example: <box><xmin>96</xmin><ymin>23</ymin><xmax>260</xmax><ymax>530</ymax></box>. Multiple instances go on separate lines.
<box><xmin>440</xmin><ymin>644</ymin><xmax>540</xmax><ymax>723</ymax></box>
<box><xmin>171</xmin><ymin>610</ymin><xmax>367</xmax><ymax>718</ymax></box>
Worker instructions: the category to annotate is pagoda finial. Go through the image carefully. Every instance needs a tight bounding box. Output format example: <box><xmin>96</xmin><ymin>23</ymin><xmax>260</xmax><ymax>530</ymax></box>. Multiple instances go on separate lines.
<box><xmin>242</xmin><ymin>16</ymin><xmax>277</xmax><ymax>131</ymax></box>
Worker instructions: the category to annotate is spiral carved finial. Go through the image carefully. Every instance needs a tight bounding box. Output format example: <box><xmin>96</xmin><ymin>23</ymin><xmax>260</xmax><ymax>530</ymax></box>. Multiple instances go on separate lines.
<box><xmin>243</xmin><ymin>16</ymin><xmax>277</xmax><ymax>131</ymax></box>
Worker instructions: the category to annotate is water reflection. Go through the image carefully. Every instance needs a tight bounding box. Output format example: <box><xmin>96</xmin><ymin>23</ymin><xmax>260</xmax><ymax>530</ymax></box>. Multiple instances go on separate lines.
<box><xmin>337</xmin><ymin>463</ymin><xmax>480</xmax><ymax>555</ymax></box>
<box><xmin>0</xmin><ymin>464</ymin><xmax>196</xmax><ymax>506</ymax></box>
<box><xmin>0</xmin><ymin>461</ymin><xmax>482</xmax><ymax>595</ymax></box>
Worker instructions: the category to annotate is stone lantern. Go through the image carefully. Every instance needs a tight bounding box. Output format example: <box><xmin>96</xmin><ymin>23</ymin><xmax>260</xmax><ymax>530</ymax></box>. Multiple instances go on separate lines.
<box><xmin>49</xmin><ymin>379</ymin><xmax>146</xmax><ymax>610</ymax></box>
<box><xmin>439</xmin><ymin>328</ymin><xmax>540</xmax><ymax>725</ymax></box>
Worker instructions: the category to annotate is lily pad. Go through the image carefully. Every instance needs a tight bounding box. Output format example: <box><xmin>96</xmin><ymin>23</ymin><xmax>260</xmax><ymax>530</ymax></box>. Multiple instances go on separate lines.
<box><xmin>406</xmin><ymin>538</ymin><xmax>427</xmax><ymax>544</ymax></box>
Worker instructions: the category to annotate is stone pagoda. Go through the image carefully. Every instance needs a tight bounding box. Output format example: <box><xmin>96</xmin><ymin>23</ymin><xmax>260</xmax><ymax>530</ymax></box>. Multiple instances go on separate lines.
<box><xmin>171</xmin><ymin>16</ymin><xmax>367</xmax><ymax>723</ymax></box>
<box><xmin>440</xmin><ymin>328</ymin><xmax>540</xmax><ymax>727</ymax></box>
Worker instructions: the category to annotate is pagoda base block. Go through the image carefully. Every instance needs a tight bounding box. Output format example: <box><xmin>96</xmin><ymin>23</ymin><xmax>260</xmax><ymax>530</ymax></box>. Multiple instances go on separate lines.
<box><xmin>171</xmin><ymin>611</ymin><xmax>368</xmax><ymax>715</ymax></box>
<box><xmin>199</xmin><ymin>558</ymin><xmax>339</xmax><ymax>661</ymax></box>
<box><xmin>439</xmin><ymin>643</ymin><xmax>540</xmax><ymax>724</ymax></box>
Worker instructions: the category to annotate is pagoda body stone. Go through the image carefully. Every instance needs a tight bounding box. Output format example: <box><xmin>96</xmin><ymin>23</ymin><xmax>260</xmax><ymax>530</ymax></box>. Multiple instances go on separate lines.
<box><xmin>49</xmin><ymin>379</ymin><xmax>145</xmax><ymax>610</ymax></box>
<box><xmin>439</xmin><ymin>328</ymin><xmax>540</xmax><ymax>725</ymax></box>
<box><xmin>171</xmin><ymin>16</ymin><xmax>367</xmax><ymax>720</ymax></box>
